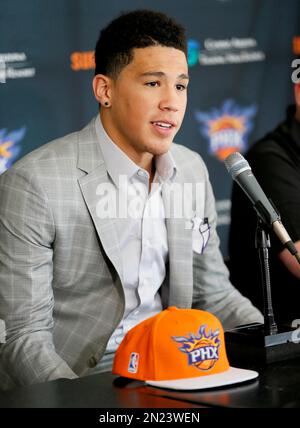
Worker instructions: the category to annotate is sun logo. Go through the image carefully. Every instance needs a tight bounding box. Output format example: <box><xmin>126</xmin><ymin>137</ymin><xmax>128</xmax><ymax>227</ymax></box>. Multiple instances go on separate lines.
<box><xmin>172</xmin><ymin>325</ymin><xmax>220</xmax><ymax>371</ymax></box>
<box><xmin>194</xmin><ymin>99</ymin><xmax>257</xmax><ymax>161</ymax></box>
<box><xmin>0</xmin><ymin>127</ymin><xmax>26</xmax><ymax>174</ymax></box>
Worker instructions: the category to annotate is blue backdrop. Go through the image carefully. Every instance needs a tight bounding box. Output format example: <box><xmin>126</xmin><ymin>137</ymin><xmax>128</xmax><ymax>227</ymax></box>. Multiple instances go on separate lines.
<box><xmin>1</xmin><ymin>0</ymin><xmax>299</xmax><ymax>256</ymax></box>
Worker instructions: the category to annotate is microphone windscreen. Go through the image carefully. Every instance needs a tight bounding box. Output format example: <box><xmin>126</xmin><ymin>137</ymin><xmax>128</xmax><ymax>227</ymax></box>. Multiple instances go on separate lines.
<box><xmin>224</xmin><ymin>152</ymin><xmax>250</xmax><ymax>179</ymax></box>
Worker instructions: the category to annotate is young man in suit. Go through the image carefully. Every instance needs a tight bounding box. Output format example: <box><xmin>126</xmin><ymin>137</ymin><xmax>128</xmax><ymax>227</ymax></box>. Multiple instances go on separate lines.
<box><xmin>0</xmin><ymin>9</ymin><xmax>263</xmax><ymax>390</ymax></box>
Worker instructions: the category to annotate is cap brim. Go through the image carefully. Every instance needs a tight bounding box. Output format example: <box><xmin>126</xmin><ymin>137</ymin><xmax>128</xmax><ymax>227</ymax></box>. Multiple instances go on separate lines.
<box><xmin>145</xmin><ymin>367</ymin><xmax>258</xmax><ymax>390</ymax></box>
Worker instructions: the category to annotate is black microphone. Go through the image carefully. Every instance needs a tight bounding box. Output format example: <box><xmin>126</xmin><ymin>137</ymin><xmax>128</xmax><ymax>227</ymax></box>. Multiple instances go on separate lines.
<box><xmin>225</xmin><ymin>152</ymin><xmax>300</xmax><ymax>262</ymax></box>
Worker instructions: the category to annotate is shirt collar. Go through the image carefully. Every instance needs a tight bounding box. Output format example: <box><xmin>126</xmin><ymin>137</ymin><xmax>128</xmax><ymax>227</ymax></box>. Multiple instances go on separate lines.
<box><xmin>95</xmin><ymin>115</ymin><xmax>139</xmax><ymax>186</ymax></box>
<box><xmin>155</xmin><ymin>150</ymin><xmax>177</xmax><ymax>183</ymax></box>
<box><xmin>95</xmin><ymin>115</ymin><xmax>177</xmax><ymax>187</ymax></box>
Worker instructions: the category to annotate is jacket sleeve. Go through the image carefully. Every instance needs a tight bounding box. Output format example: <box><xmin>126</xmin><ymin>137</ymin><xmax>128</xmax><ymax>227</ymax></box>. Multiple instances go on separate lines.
<box><xmin>0</xmin><ymin>167</ymin><xmax>77</xmax><ymax>388</ymax></box>
<box><xmin>191</xmin><ymin>156</ymin><xmax>264</xmax><ymax>329</ymax></box>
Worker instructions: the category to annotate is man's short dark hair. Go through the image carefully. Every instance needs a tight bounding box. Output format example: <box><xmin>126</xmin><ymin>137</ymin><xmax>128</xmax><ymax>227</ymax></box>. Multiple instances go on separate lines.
<box><xmin>94</xmin><ymin>9</ymin><xmax>187</xmax><ymax>78</ymax></box>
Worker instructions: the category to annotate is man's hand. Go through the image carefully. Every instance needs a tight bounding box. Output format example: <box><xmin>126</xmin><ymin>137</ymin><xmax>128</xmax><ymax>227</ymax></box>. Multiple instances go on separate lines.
<box><xmin>279</xmin><ymin>240</ymin><xmax>300</xmax><ymax>279</ymax></box>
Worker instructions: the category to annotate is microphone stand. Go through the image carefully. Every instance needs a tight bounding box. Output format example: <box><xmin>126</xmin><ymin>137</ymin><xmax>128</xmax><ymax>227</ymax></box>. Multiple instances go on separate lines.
<box><xmin>225</xmin><ymin>212</ymin><xmax>300</xmax><ymax>366</ymax></box>
<box><xmin>255</xmin><ymin>219</ymin><xmax>278</xmax><ymax>336</ymax></box>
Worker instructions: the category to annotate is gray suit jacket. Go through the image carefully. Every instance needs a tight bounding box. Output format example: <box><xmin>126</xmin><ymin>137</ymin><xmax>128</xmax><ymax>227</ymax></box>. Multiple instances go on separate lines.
<box><xmin>0</xmin><ymin>117</ymin><xmax>263</xmax><ymax>390</ymax></box>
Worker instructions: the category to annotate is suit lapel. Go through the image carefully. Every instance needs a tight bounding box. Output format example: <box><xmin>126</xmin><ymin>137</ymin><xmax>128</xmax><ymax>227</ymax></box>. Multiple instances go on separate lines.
<box><xmin>77</xmin><ymin>118</ymin><xmax>124</xmax><ymax>284</ymax></box>
<box><xmin>162</xmin><ymin>170</ymin><xmax>193</xmax><ymax>308</ymax></box>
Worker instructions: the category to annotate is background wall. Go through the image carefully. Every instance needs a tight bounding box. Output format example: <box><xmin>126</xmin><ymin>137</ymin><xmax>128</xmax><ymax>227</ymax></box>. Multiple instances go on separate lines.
<box><xmin>1</xmin><ymin>0</ymin><xmax>299</xmax><ymax>257</ymax></box>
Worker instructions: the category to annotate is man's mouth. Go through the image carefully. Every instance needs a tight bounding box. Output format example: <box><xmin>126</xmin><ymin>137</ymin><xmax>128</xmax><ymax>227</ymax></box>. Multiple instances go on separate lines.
<box><xmin>150</xmin><ymin>121</ymin><xmax>175</xmax><ymax>129</ymax></box>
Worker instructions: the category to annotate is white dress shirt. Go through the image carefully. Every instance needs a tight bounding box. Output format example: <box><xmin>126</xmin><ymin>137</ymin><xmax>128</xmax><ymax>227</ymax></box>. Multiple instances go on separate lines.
<box><xmin>95</xmin><ymin>116</ymin><xmax>177</xmax><ymax>356</ymax></box>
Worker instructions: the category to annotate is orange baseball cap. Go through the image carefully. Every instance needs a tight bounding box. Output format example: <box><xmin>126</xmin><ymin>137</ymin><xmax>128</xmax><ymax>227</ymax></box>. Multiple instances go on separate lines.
<box><xmin>112</xmin><ymin>306</ymin><xmax>258</xmax><ymax>390</ymax></box>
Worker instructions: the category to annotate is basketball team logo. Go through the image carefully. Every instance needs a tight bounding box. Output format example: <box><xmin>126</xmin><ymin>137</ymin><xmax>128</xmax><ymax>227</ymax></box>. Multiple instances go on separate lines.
<box><xmin>0</xmin><ymin>127</ymin><xmax>26</xmax><ymax>174</ymax></box>
<box><xmin>194</xmin><ymin>99</ymin><xmax>257</xmax><ymax>161</ymax></box>
<box><xmin>172</xmin><ymin>325</ymin><xmax>220</xmax><ymax>371</ymax></box>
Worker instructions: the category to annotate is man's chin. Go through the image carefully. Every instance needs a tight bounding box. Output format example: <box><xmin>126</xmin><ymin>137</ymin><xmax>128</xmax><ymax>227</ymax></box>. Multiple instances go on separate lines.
<box><xmin>148</xmin><ymin>140</ymin><xmax>173</xmax><ymax>156</ymax></box>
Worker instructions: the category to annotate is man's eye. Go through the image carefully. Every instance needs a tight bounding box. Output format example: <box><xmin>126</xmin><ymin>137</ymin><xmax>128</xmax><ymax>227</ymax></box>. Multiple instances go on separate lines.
<box><xmin>176</xmin><ymin>84</ymin><xmax>187</xmax><ymax>91</ymax></box>
<box><xmin>145</xmin><ymin>81</ymin><xmax>159</xmax><ymax>87</ymax></box>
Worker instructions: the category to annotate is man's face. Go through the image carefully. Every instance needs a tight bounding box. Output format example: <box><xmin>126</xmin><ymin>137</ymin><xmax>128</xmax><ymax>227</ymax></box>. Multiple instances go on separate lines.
<box><xmin>103</xmin><ymin>46</ymin><xmax>189</xmax><ymax>160</ymax></box>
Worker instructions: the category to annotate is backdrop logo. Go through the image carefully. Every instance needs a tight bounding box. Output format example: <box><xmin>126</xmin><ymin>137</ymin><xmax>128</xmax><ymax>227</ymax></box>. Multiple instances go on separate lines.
<box><xmin>172</xmin><ymin>325</ymin><xmax>220</xmax><ymax>371</ymax></box>
<box><xmin>0</xmin><ymin>127</ymin><xmax>26</xmax><ymax>174</ymax></box>
<box><xmin>293</xmin><ymin>36</ymin><xmax>300</xmax><ymax>55</ymax></box>
<box><xmin>0</xmin><ymin>53</ymin><xmax>36</xmax><ymax>81</ymax></box>
<box><xmin>195</xmin><ymin>99</ymin><xmax>257</xmax><ymax>161</ymax></box>
<box><xmin>187</xmin><ymin>37</ymin><xmax>265</xmax><ymax>67</ymax></box>
<box><xmin>188</xmin><ymin>39</ymin><xmax>201</xmax><ymax>67</ymax></box>
<box><xmin>71</xmin><ymin>51</ymin><xmax>95</xmax><ymax>70</ymax></box>
<box><xmin>0</xmin><ymin>59</ymin><xmax>6</xmax><ymax>83</ymax></box>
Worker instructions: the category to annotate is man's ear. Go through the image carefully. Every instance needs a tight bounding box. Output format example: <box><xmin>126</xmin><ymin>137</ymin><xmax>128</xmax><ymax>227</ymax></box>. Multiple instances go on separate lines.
<box><xmin>92</xmin><ymin>74</ymin><xmax>112</xmax><ymax>106</ymax></box>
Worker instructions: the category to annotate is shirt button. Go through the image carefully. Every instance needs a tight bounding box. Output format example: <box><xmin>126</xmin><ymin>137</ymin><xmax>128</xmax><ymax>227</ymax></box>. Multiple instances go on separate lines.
<box><xmin>88</xmin><ymin>356</ymin><xmax>98</xmax><ymax>368</ymax></box>
<box><xmin>137</xmin><ymin>169</ymin><xmax>146</xmax><ymax>177</ymax></box>
<box><xmin>134</xmin><ymin>310</ymin><xmax>139</xmax><ymax>315</ymax></box>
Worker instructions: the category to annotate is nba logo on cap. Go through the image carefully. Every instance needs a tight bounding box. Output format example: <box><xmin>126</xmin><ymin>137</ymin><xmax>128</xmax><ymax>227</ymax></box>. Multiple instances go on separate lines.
<box><xmin>128</xmin><ymin>352</ymin><xmax>139</xmax><ymax>373</ymax></box>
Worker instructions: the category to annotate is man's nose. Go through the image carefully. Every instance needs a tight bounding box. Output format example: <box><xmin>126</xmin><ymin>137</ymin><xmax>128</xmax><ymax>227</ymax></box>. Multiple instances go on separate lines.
<box><xmin>158</xmin><ymin>88</ymin><xmax>180</xmax><ymax>112</ymax></box>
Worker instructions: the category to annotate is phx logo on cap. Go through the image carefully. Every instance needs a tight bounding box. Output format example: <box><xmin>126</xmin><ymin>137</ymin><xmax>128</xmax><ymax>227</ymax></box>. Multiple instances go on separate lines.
<box><xmin>172</xmin><ymin>324</ymin><xmax>220</xmax><ymax>371</ymax></box>
<box><xmin>112</xmin><ymin>307</ymin><xmax>259</xmax><ymax>390</ymax></box>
